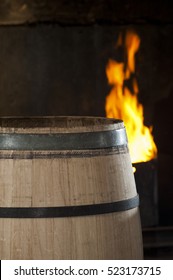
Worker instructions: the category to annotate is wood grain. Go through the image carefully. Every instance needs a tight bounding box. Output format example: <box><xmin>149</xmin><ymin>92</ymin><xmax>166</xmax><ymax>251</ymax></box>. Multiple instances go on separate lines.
<box><xmin>0</xmin><ymin>117</ymin><xmax>143</xmax><ymax>259</ymax></box>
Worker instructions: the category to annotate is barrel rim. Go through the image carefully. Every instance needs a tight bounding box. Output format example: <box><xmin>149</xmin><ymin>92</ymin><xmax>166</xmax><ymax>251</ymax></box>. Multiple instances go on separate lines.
<box><xmin>0</xmin><ymin>116</ymin><xmax>123</xmax><ymax>128</ymax></box>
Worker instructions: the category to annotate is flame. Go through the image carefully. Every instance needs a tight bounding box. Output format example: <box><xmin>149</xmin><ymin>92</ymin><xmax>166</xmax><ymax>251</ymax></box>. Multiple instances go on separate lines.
<box><xmin>105</xmin><ymin>31</ymin><xmax>157</xmax><ymax>163</ymax></box>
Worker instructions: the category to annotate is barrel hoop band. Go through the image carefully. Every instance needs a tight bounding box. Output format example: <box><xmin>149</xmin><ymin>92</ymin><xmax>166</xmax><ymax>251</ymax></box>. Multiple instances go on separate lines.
<box><xmin>0</xmin><ymin>195</ymin><xmax>139</xmax><ymax>218</ymax></box>
<box><xmin>0</xmin><ymin>128</ymin><xmax>127</xmax><ymax>150</ymax></box>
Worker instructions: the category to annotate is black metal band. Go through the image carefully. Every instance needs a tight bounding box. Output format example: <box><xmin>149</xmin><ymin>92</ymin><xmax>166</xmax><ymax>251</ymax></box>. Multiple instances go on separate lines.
<box><xmin>0</xmin><ymin>128</ymin><xmax>127</xmax><ymax>150</ymax></box>
<box><xmin>0</xmin><ymin>194</ymin><xmax>139</xmax><ymax>218</ymax></box>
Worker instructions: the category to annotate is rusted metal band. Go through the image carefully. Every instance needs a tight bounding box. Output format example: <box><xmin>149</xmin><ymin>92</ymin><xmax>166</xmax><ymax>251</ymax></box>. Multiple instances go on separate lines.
<box><xmin>0</xmin><ymin>128</ymin><xmax>127</xmax><ymax>150</ymax></box>
<box><xmin>0</xmin><ymin>195</ymin><xmax>139</xmax><ymax>218</ymax></box>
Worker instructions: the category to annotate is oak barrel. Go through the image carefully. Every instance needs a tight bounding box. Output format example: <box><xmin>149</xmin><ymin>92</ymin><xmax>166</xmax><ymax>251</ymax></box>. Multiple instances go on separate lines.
<box><xmin>0</xmin><ymin>116</ymin><xmax>143</xmax><ymax>259</ymax></box>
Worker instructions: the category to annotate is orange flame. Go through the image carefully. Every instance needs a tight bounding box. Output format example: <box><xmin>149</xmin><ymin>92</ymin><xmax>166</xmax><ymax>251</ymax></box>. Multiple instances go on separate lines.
<box><xmin>105</xmin><ymin>31</ymin><xmax>157</xmax><ymax>163</ymax></box>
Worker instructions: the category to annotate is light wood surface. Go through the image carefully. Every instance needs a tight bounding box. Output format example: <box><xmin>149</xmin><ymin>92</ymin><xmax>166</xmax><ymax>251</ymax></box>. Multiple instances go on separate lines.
<box><xmin>0</xmin><ymin>117</ymin><xmax>143</xmax><ymax>259</ymax></box>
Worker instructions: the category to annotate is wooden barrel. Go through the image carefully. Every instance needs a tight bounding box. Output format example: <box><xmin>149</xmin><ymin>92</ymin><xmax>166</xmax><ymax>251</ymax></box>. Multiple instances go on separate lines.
<box><xmin>0</xmin><ymin>116</ymin><xmax>143</xmax><ymax>259</ymax></box>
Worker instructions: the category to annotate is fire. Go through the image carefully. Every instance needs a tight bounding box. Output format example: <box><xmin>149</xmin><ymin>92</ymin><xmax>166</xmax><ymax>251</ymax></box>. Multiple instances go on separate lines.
<box><xmin>105</xmin><ymin>31</ymin><xmax>157</xmax><ymax>163</ymax></box>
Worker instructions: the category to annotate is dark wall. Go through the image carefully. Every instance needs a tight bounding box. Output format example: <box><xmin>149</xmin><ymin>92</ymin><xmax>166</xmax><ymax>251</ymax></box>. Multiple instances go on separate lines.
<box><xmin>0</xmin><ymin>0</ymin><xmax>172</xmax><ymax>25</ymax></box>
<box><xmin>0</xmin><ymin>24</ymin><xmax>173</xmax><ymax>118</ymax></box>
<box><xmin>0</xmin><ymin>24</ymin><xmax>110</xmax><ymax>116</ymax></box>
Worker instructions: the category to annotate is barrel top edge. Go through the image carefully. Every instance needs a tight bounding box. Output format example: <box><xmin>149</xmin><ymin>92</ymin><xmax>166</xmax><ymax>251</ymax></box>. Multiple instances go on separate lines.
<box><xmin>0</xmin><ymin>116</ymin><xmax>124</xmax><ymax>132</ymax></box>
